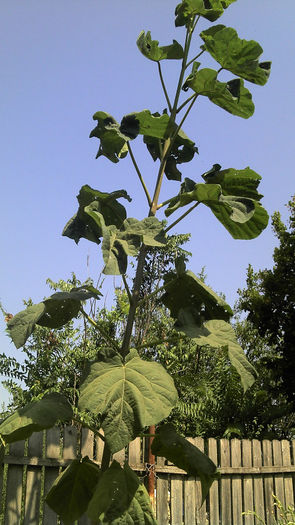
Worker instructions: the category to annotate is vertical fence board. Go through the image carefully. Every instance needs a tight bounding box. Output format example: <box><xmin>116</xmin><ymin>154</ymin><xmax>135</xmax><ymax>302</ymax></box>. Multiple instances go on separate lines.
<box><xmin>170</xmin><ymin>475</ymin><xmax>183</xmax><ymax>525</ymax></box>
<box><xmin>252</xmin><ymin>439</ymin><xmax>265</xmax><ymax>524</ymax></box>
<box><xmin>220</xmin><ymin>439</ymin><xmax>231</xmax><ymax>525</ymax></box>
<box><xmin>128</xmin><ymin>438</ymin><xmax>142</xmax><ymax>468</ymax></box>
<box><xmin>63</xmin><ymin>426</ymin><xmax>77</xmax><ymax>460</ymax></box>
<box><xmin>24</xmin><ymin>432</ymin><xmax>43</xmax><ymax>525</ymax></box>
<box><xmin>208</xmin><ymin>437</ymin><xmax>219</xmax><ymax>525</ymax></box>
<box><xmin>43</xmin><ymin>427</ymin><xmax>60</xmax><ymax>525</ymax></box>
<box><xmin>262</xmin><ymin>440</ymin><xmax>274</xmax><ymax>525</ymax></box>
<box><xmin>81</xmin><ymin>428</ymin><xmax>94</xmax><ymax>460</ymax></box>
<box><xmin>231</xmin><ymin>439</ymin><xmax>242</xmax><ymax>525</ymax></box>
<box><xmin>281</xmin><ymin>439</ymin><xmax>294</xmax><ymax>508</ymax></box>
<box><xmin>184</xmin><ymin>478</ymin><xmax>196</xmax><ymax>525</ymax></box>
<box><xmin>95</xmin><ymin>431</ymin><xmax>104</xmax><ymax>466</ymax></box>
<box><xmin>194</xmin><ymin>437</ymin><xmax>207</xmax><ymax>525</ymax></box>
<box><xmin>156</xmin><ymin>456</ymin><xmax>169</xmax><ymax>525</ymax></box>
<box><xmin>273</xmin><ymin>439</ymin><xmax>285</xmax><ymax>515</ymax></box>
<box><xmin>243</xmin><ymin>440</ymin><xmax>254</xmax><ymax>525</ymax></box>
<box><xmin>4</xmin><ymin>440</ymin><xmax>25</xmax><ymax>525</ymax></box>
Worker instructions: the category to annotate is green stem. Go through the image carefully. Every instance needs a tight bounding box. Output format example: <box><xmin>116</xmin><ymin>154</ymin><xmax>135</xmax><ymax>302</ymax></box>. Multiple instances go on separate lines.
<box><xmin>80</xmin><ymin>308</ymin><xmax>119</xmax><ymax>351</ymax></box>
<box><xmin>165</xmin><ymin>202</ymin><xmax>200</xmax><ymax>233</ymax></box>
<box><xmin>173</xmin><ymin>94</ymin><xmax>198</xmax><ymax>140</ymax></box>
<box><xmin>150</xmin><ymin>138</ymin><xmax>171</xmax><ymax>216</ymax></box>
<box><xmin>157</xmin><ymin>196</ymin><xmax>176</xmax><ymax>210</ymax></box>
<box><xmin>158</xmin><ymin>62</ymin><xmax>172</xmax><ymax>112</ymax></box>
<box><xmin>186</xmin><ymin>48</ymin><xmax>205</xmax><ymax>70</ymax></box>
<box><xmin>177</xmin><ymin>93</ymin><xmax>197</xmax><ymax>114</ymax></box>
<box><xmin>122</xmin><ymin>274</ymin><xmax>133</xmax><ymax>305</ymax></box>
<box><xmin>128</xmin><ymin>143</ymin><xmax>152</xmax><ymax>207</ymax></box>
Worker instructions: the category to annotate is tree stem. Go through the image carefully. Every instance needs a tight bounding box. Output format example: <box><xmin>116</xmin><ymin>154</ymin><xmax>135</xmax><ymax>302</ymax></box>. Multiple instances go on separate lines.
<box><xmin>165</xmin><ymin>202</ymin><xmax>200</xmax><ymax>233</ymax></box>
<box><xmin>128</xmin><ymin>143</ymin><xmax>152</xmax><ymax>207</ymax></box>
<box><xmin>158</xmin><ymin>62</ymin><xmax>172</xmax><ymax>112</ymax></box>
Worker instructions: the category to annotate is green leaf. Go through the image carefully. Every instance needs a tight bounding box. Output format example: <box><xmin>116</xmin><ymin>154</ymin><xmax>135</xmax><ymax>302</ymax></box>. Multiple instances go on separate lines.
<box><xmin>7</xmin><ymin>286</ymin><xmax>101</xmax><ymax>348</ymax></box>
<box><xmin>161</xmin><ymin>269</ymin><xmax>233</xmax><ymax>328</ymax></box>
<box><xmin>45</xmin><ymin>457</ymin><xmax>101</xmax><ymax>525</ymax></box>
<box><xmin>63</xmin><ymin>185</ymin><xmax>131</xmax><ymax>245</ymax></box>
<box><xmin>137</xmin><ymin>31</ymin><xmax>184</xmax><ymax>61</ymax></box>
<box><xmin>87</xmin><ymin>461</ymin><xmax>139</xmax><ymax>522</ymax></box>
<box><xmin>120</xmin><ymin>110</ymin><xmax>170</xmax><ymax>140</ymax></box>
<box><xmin>184</xmin><ymin>319</ymin><xmax>257</xmax><ymax>390</ymax></box>
<box><xmin>109</xmin><ymin>483</ymin><xmax>157</xmax><ymax>524</ymax></box>
<box><xmin>152</xmin><ymin>424</ymin><xmax>220</xmax><ymax>502</ymax></box>
<box><xmin>84</xmin><ymin>210</ymin><xmax>166</xmax><ymax>275</ymax></box>
<box><xmin>144</xmin><ymin>121</ymin><xmax>198</xmax><ymax>181</ymax></box>
<box><xmin>200</xmin><ymin>25</ymin><xmax>271</xmax><ymax>85</ymax></box>
<box><xmin>165</xmin><ymin>169</ymin><xmax>269</xmax><ymax>239</ymax></box>
<box><xmin>90</xmin><ymin>112</ymin><xmax>130</xmax><ymax>162</ymax></box>
<box><xmin>0</xmin><ymin>393</ymin><xmax>73</xmax><ymax>443</ymax></box>
<box><xmin>183</xmin><ymin>65</ymin><xmax>254</xmax><ymax>118</ymax></box>
<box><xmin>175</xmin><ymin>0</ymin><xmax>237</xmax><ymax>26</ymax></box>
<box><xmin>79</xmin><ymin>349</ymin><xmax>178</xmax><ymax>453</ymax></box>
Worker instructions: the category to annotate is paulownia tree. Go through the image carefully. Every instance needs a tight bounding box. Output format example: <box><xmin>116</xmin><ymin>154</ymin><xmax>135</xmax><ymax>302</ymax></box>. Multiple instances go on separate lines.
<box><xmin>0</xmin><ymin>1</ymin><xmax>271</xmax><ymax>523</ymax></box>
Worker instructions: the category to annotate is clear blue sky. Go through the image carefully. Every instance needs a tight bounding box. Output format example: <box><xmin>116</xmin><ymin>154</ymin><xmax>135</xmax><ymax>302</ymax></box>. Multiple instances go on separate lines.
<box><xmin>1</xmin><ymin>0</ymin><xmax>294</xmax><ymax>405</ymax></box>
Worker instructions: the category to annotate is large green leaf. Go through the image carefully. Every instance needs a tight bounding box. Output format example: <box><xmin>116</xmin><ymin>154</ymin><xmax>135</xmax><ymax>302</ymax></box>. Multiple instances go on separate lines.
<box><xmin>137</xmin><ymin>31</ymin><xmax>183</xmax><ymax>61</ymax></box>
<box><xmin>152</xmin><ymin>424</ymin><xmax>220</xmax><ymax>502</ymax></box>
<box><xmin>175</xmin><ymin>0</ymin><xmax>237</xmax><ymax>26</ymax></box>
<box><xmin>183</xmin><ymin>65</ymin><xmax>254</xmax><ymax>118</ymax></box>
<box><xmin>144</xmin><ymin>124</ymin><xmax>198</xmax><ymax>181</ymax></box>
<box><xmin>63</xmin><ymin>185</ymin><xmax>131</xmax><ymax>245</ymax></box>
<box><xmin>165</xmin><ymin>170</ymin><xmax>269</xmax><ymax>239</ymax></box>
<box><xmin>84</xmin><ymin>210</ymin><xmax>166</xmax><ymax>275</ymax></box>
<box><xmin>79</xmin><ymin>349</ymin><xmax>178</xmax><ymax>453</ymax></box>
<box><xmin>0</xmin><ymin>393</ymin><xmax>73</xmax><ymax>443</ymax></box>
<box><xmin>90</xmin><ymin>112</ymin><xmax>130</xmax><ymax>162</ymax></box>
<box><xmin>183</xmin><ymin>319</ymin><xmax>257</xmax><ymax>390</ymax></box>
<box><xmin>45</xmin><ymin>457</ymin><xmax>101</xmax><ymax>525</ymax></box>
<box><xmin>202</xmin><ymin>165</ymin><xmax>263</xmax><ymax>199</ymax></box>
<box><xmin>87</xmin><ymin>461</ymin><xmax>139</xmax><ymax>522</ymax></box>
<box><xmin>120</xmin><ymin>110</ymin><xmax>170</xmax><ymax>141</ymax></box>
<box><xmin>7</xmin><ymin>286</ymin><xmax>101</xmax><ymax>348</ymax></box>
<box><xmin>200</xmin><ymin>25</ymin><xmax>271</xmax><ymax>85</ymax></box>
<box><xmin>106</xmin><ymin>484</ymin><xmax>157</xmax><ymax>524</ymax></box>
<box><xmin>161</xmin><ymin>269</ymin><xmax>232</xmax><ymax>327</ymax></box>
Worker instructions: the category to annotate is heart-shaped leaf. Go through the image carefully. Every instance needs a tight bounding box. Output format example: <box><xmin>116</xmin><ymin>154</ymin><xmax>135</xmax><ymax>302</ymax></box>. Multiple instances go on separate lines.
<box><xmin>46</xmin><ymin>457</ymin><xmax>101</xmax><ymax>525</ymax></box>
<box><xmin>63</xmin><ymin>185</ymin><xmax>131</xmax><ymax>245</ymax></box>
<box><xmin>152</xmin><ymin>424</ymin><xmax>220</xmax><ymax>502</ymax></box>
<box><xmin>175</xmin><ymin>0</ymin><xmax>237</xmax><ymax>26</ymax></box>
<box><xmin>90</xmin><ymin>112</ymin><xmax>130</xmax><ymax>162</ymax></box>
<box><xmin>7</xmin><ymin>286</ymin><xmax>101</xmax><ymax>348</ymax></box>
<box><xmin>0</xmin><ymin>393</ymin><xmax>73</xmax><ymax>443</ymax></box>
<box><xmin>137</xmin><ymin>31</ymin><xmax>184</xmax><ymax>61</ymax></box>
<box><xmin>79</xmin><ymin>349</ymin><xmax>178</xmax><ymax>453</ymax></box>
<box><xmin>183</xmin><ymin>65</ymin><xmax>254</xmax><ymax>118</ymax></box>
<box><xmin>87</xmin><ymin>461</ymin><xmax>139</xmax><ymax>522</ymax></box>
<box><xmin>200</xmin><ymin>25</ymin><xmax>271</xmax><ymax>85</ymax></box>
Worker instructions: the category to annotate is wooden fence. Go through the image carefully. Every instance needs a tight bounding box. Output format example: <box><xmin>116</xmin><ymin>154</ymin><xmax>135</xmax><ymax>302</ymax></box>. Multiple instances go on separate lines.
<box><xmin>1</xmin><ymin>427</ymin><xmax>295</xmax><ymax>525</ymax></box>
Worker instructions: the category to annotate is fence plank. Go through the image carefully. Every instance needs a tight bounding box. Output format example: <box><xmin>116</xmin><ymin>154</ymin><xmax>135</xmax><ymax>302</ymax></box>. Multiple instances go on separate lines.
<box><xmin>81</xmin><ymin>428</ymin><xmax>94</xmax><ymax>460</ymax></box>
<box><xmin>262</xmin><ymin>440</ymin><xmax>274</xmax><ymax>525</ymax></box>
<box><xmin>63</xmin><ymin>426</ymin><xmax>77</xmax><ymax>460</ymax></box>
<box><xmin>252</xmin><ymin>439</ymin><xmax>266</xmax><ymax>524</ymax></box>
<box><xmin>220</xmin><ymin>439</ymin><xmax>231</xmax><ymax>525</ymax></box>
<box><xmin>281</xmin><ymin>439</ymin><xmax>294</xmax><ymax>508</ymax></box>
<box><xmin>208</xmin><ymin>437</ymin><xmax>219</xmax><ymax>525</ymax></box>
<box><xmin>243</xmin><ymin>439</ymin><xmax>254</xmax><ymax>525</ymax></box>
<box><xmin>95</xmin><ymin>431</ymin><xmax>104</xmax><ymax>466</ymax></box>
<box><xmin>156</xmin><ymin>455</ymin><xmax>169</xmax><ymax>525</ymax></box>
<box><xmin>184</xmin><ymin>477</ymin><xmax>196</xmax><ymax>525</ymax></box>
<box><xmin>273</xmin><ymin>439</ymin><xmax>285</xmax><ymax>516</ymax></box>
<box><xmin>170</xmin><ymin>475</ymin><xmax>183</xmax><ymax>525</ymax></box>
<box><xmin>128</xmin><ymin>438</ymin><xmax>142</xmax><ymax>468</ymax></box>
<box><xmin>24</xmin><ymin>432</ymin><xmax>43</xmax><ymax>525</ymax></box>
<box><xmin>231</xmin><ymin>439</ymin><xmax>242</xmax><ymax>525</ymax></box>
<box><xmin>194</xmin><ymin>437</ymin><xmax>207</xmax><ymax>525</ymax></box>
<box><xmin>4</xmin><ymin>440</ymin><xmax>25</xmax><ymax>525</ymax></box>
<box><xmin>43</xmin><ymin>427</ymin><xmax>60</xmax><ymax>525</ymax></box>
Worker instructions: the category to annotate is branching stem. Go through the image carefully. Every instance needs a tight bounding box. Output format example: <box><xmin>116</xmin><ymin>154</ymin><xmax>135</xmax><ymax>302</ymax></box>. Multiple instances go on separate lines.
<box><xmin>80</xmin><ymin>308</ymin><xmax>119</xmax><ymax>351</ymax></box>
<box><xmin>128</xmin><ymin>143</ymin><xmax>152</xmax><ymax>207</ymax></box>
<box><xmin>157</xmin><ymin>62</ymin><xmax>172</xmax><ymax>112</ymax></box>
<box><xmin>122</xmin><ymin>274</ymin><xmax>133</xmax><ymax>305</ymax></box>
<box><xmin>186</xmin><ymin>48</ymin><xmax>205</xmax><ymax>70</ymax></box>
<box><xmin>165</xmin><ymin>202</ymin><xmax>200</xmax><ymax>233</ymax></box>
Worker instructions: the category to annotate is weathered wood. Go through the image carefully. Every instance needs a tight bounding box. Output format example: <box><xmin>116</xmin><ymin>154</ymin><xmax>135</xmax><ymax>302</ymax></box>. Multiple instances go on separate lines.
<box><xmin>243</xmin><ymin>439</ymin><xmax>254</xmax><ymax>525</ymax></box>
<box><xmin>263</xmin><ymin>439</ymin><xmax>274</xmax><ymax>525</ymax></box>
<box><xmin>128</xmin><ymin>437</ymin><xmax>142</xmax><ymax>468</ymax></box>
<box><xmin>24</xmin><ymin>432</ymin><xmax>43</xmax><ymax>525</ymax></box>
<box><xmin>184</xmin><ymin>477</ymin><xmax>196</xmax><ymax>525</ymax></box>
<box><xmin>95</xmin><ymin>431</ymin><xmax>104</xmax><ymax>465</ymax></box>
<box><xmin>281</xmin><ymin>439</ymin><xmax>294</xmax><ymax>508</ymax></box>
<box><xmin>81</xmin><ymin>428</ymin><xmax>94</xmax><ymax>459</ymax></box>
<box><xmin>194</xmin><ymin>437</ymin><xmax>207</xmax><ymax>525</ymax></box>
<box><xmin>4</xmin><ymin>441</ymin><xmax>25</xmax><ymax>524</ymax></box>
<box><xmin>156</xmin><ymin>456</ymin><xmax>169</xmax><ymax>525</ymax></box>
<box><xmin>252</xmin><ymin>439</ymin><xmax>266</xmax><ymax>524</ymax></box>
<box><xmin>231</xmin><ymin>439</ymin><xmax>242</xmax><ymax>525</ymax></box>
<box><xmin>43</xmin><ymin>428</ymin><xmax>60</xmax><ymax>525</ymax></box>
<box><xmin>220</xmin><ymin>439</ymin><xmax>231</xmax><ymax>525</ymax></box>
<box><xmin>170</xmin><ymin>475</ymin><xmax>183</xmax><ymax>525</ymax></box>
<box><xmin>208</xmin><ymin>437</ymin><xmax>219</xmax><ymax>525</ymax></box>
<box><xmin>63</xmin><ymin>426</ymin><xmax>77</xmax><ymax>460</ymax></box>
<box><xmin>273</xmin><ymin>439</ymin><xmax>285</xmax><ymax>516</ymax></box>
